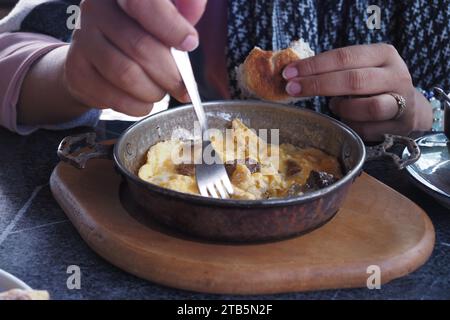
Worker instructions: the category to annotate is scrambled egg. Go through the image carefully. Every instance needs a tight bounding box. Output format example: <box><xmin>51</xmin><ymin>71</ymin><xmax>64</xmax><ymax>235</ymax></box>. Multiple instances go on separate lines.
<box><xmin>138</xmin><ymin>119</ymin><xmax>342</xmax><ymax>200</ymax></box>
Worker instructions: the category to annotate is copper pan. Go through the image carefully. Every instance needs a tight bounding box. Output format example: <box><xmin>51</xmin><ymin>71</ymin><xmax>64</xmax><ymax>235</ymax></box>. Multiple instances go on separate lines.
<box><xmin>57</xmin><ymin>101</ymin><xmax>420</xmax><ymax>243</ymax></box>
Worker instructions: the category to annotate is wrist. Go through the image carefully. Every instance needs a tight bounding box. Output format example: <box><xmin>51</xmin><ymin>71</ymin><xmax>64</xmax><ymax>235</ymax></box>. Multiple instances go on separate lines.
<box><xmin>18</xmin><ymin>45</ymin><xmax>92</xmax><ymax>126</ymax></box>
<box><xmin>57</xmin><ymin>46</ymin><xmax>92</xmax><ymax>113</ymax></box>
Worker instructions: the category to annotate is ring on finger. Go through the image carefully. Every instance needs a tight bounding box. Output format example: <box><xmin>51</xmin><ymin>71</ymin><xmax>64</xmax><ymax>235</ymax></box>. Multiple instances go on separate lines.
<box><xmin>389</xmin><ymin>93</ymin><xmax>407</xmax><ymax>120</ymax></box>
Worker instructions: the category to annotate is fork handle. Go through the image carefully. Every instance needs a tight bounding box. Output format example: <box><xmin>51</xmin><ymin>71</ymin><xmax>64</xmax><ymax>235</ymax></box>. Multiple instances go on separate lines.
<box><xmin>170</xmin><ymin>48</ymin><xmax>209</xmax><ymax>133</ymax></box>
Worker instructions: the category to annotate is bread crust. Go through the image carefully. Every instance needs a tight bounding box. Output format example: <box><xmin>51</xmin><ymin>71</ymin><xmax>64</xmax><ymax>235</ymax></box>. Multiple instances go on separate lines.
<box><xmin>241</xmin><ymin>47</ymin><xmax>301</xmax><ymax>102</ymax></box>
<box><xmin>237</xmin><ymin>40</ymin><xmax>314</xmax><ymax>103</ymax></box>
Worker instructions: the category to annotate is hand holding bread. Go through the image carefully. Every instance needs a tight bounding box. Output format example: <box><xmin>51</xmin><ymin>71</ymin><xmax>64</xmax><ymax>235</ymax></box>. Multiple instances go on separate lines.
<box><xmin>239</xmin><ymin>42</ymin><xmax>433</xmax><ymax>141</ymax></box>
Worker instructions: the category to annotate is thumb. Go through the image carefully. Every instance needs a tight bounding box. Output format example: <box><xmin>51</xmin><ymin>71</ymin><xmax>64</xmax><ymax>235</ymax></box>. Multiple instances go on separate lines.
<box><xmin>174</xmin><ymin>0</ymin><xmax>207</xmax><ymax>25</ymax></box>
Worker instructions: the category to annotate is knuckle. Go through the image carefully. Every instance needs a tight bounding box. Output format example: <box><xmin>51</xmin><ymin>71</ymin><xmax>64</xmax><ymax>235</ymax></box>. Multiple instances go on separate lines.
<box><xmin>308</xmin><ymin>78</ymin><xmax>321</xmax><ymax>95</ymax></box>
<box><xmin>140</xmin><ymin>86</ymin><xmax>166</xmax><ymax>104</ymax></box>
<box><xmin>166</xmin><ymin>77</ymin><xmax>185</xmax><ymax>96</ymax></box>
<box><xmin>335</xmin><ymin>47</ymin><xmax>355</xmax><ymax>68</ymax></box>
<box><xmin>150</xmin><ymin>89</ymin><xmax>167</xmax><ymax>102</ymax></box>
<box><xmin>116</xmin><ymin>60</ymin><xmax>140</xmax><ymax>87</ymax></box>
<box><xmin>160</xmin><ymin>19</ymin><xmax>183</xmax><ymax>45</ymax></box>
<box><xmin>130</xmin><ymin>32</ymin><xmax>151</xmax><ymax>59</ymax></box>
<box><xmin>301</xmin><ymin>59</ymin><xmax>316</xmax><ymax>75</ymax></box>
<box><xmin>109</xmin><ymin>94</ymin><xmax>129</xmax><ymax>110</ymax></box>
<box><xmin>347</xmin><ymin>70</ymin><xmax>366</xmax><ymax>91</ymax></box>
<box><xmin>159</xmin><ymin>6</ymin><xmax>189</xmax><ymax>45</ymax></box>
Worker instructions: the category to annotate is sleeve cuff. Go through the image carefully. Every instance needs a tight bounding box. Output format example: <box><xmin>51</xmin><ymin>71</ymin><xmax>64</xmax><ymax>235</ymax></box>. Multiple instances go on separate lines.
<box><xmin>16</xmin><ymin>108</ymin><xmax>101</xmax><ymax>135</ymax></box>
<box><xmin>0</xmin><ymin>32</ymin><xmax>100</xmax><ymax>135</ymax></box>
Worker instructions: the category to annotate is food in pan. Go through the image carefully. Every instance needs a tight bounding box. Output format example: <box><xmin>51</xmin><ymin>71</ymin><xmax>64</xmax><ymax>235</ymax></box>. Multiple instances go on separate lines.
<box><xmin>138</xmin><ymin>119</ymin><xmax>342</xmax><ymax>200</ymax></box>
<box><xmin>236</xmin><ymin>39</ymin><xmax>314</xmax><ymax>102</ymax></box>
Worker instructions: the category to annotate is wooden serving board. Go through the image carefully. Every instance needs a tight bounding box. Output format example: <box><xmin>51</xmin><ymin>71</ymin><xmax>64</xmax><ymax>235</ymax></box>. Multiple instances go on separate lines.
<box><xmin>50</xmin><ymin>159</ymin><xmax>435</xmax><ymax>295</ymax></box>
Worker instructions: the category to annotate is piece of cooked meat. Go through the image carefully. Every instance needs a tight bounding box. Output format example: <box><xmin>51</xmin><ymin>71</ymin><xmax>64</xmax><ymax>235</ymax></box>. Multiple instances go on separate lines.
<box><xmin>303</xmin><ymin>170</ymin><xmax>338</xmax><ymax>192</ymax></box>
<box><xmin>176</xmin><ymin>163</ymin><xmax>195</xmax><ymax>176</ymax></box>
<box><xmin>225</xmin><ymin>158</ymin><xmax>261</xmax><ymax>177</ymax></box>
<box><xmin>285</xmin><ymin>159</ymin><xmax>302</xmax><ymax>177</ymax></box>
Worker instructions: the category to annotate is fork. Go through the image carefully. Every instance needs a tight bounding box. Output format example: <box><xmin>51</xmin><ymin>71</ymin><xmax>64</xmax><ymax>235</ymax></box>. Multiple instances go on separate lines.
<box><xmin>170</xmin><ymin>48</ymin><xmax>234</xmax><ymax>199</ymax></box>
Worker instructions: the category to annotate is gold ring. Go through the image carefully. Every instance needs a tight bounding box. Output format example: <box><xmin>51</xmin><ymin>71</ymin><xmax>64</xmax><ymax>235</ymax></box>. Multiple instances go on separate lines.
<box><xmin>389</xmin><ymin>93</ymin><xmax>407</xmax><ymax>120</ymax></box>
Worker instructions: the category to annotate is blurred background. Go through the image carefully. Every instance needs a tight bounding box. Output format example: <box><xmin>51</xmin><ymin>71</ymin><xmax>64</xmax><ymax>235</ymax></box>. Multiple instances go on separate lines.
<box><xmin>0</xmin><ymin>0</ymin><xmax>15</xmax><ymax>18</ymax></box>
<box><xmin>0</xmin><ymin>0</ymin><xmax>16</xmax><ymax>12</ymax></box>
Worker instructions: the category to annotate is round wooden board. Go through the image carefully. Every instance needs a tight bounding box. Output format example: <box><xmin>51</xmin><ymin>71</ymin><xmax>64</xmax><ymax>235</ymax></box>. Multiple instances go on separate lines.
<box><xmin>50</xmin><ymin>159</ymin><xmax>435</xmax><ymax>294</ymax></box>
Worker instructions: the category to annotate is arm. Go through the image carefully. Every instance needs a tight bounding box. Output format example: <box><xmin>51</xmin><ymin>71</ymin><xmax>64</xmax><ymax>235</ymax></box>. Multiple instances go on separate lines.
<box><xmin>17</xmin><ymin>44</ymin><xmax>91</xmax><ymax>126</ymax></box>
<box><xmin>0</xmin><ymin>32</ymin><xmax>97</xmax><ymax>134</ymax></box>
<box><xmin>19</xmin><ymin>0</ymin><xmax>208</xmax><ymax>124</ymax></box>
<box><xmin>2</xmin><ymin>0</ymin><xmax>207</xmax><ymax>135</ymax></box>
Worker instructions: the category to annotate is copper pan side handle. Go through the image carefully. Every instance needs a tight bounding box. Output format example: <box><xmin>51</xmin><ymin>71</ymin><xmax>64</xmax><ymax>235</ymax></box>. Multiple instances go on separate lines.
<box><xmin>57</xmin><ymin>133</ymin><xmax>113</xmax><ymax>169</ymax></box>
<box><xmin>365</xmin><ymin>134</ymin><xmax>421</xmax><ymax>170</ymax></box>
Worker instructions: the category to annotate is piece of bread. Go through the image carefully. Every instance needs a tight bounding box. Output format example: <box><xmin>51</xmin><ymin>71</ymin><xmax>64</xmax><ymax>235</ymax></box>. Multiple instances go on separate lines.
<box><xmin>0</xmin><ymin>289</ymin><xmax>50</xmax><ymax>300</ymax></box>
<box><xmin>236</xmin><ymin>39</ymin><xmax>315</xmax><ymax>103</ymax></box>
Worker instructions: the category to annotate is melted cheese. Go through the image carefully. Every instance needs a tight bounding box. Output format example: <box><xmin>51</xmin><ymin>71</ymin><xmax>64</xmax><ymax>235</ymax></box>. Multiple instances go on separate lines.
<box><xmin>138</xmin><ymin>119</ymin><xmax>342</xmax><ymax>199</ymax></box>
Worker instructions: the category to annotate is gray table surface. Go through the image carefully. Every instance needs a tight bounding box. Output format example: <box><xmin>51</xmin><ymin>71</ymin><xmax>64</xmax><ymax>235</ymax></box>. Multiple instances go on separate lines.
<box><xmin>0</xmin><ymin>121</ymin><xmax>449</xmax><ymax>300</ymax></box>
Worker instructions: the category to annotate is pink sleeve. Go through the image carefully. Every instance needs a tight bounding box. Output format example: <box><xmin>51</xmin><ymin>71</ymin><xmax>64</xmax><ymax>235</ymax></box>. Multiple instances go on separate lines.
<box><xmin>0</xmin><ymin>32</ymin><xmax>68</xmax><ymax>133</ymax></box>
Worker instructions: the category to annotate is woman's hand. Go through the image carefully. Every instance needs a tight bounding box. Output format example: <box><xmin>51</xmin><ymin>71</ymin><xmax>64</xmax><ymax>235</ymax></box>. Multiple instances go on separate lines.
<box><xmin>64</xmin><ymin>0</ymin><xmax>207</xmax><ymax>116</ymax></box>
<box><xmin>282</xmin><ymin>43</ymin><xmax>433</xmax><ymax>141</ymax></box>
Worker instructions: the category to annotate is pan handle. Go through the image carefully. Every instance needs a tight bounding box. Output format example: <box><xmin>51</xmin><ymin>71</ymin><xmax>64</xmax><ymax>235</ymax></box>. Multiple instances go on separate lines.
<box><xmin>365</xmin><ymin>134</ymin><xmax>421</xmax><ymax>170</ymax></box>
<box><xmin>57</xmin><ymin>133</ymin><xmax>113</xmax><ymax>169</ymax></box>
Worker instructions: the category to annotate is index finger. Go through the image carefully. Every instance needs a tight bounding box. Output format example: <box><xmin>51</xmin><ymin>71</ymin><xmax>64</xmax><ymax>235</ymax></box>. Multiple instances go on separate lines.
<box><xmin>283</xmin><ymin>43</ymin><xmax>398</xmax><ymax>79</ymax></box>
<box><xmin>117</xmin><ymin>0</ymin><xmax>200</xmax><ymax>51</ymax></box>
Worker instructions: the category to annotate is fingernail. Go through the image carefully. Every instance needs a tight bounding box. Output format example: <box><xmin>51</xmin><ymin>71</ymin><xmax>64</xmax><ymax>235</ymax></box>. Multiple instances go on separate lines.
<box><xmin>286</xmin><ymin>82</ymin><xmax>302</xmax><ymax>96</ymax></box>
<box><xmin>283</xmin><ymin>67</ymin><xmax>298</xmax><ymax>80</ymax></box>
<box><xmin>179</xmin><ymin>35</ymin><xmax>199</xmax><ymax>52</ymax></box>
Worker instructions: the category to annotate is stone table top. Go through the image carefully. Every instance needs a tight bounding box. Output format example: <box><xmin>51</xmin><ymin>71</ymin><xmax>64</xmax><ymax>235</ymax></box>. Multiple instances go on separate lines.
<box><xmin>0</xmin><ymin>122</ymin><xmax>449</xmax><ymax>300</ymax></box>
